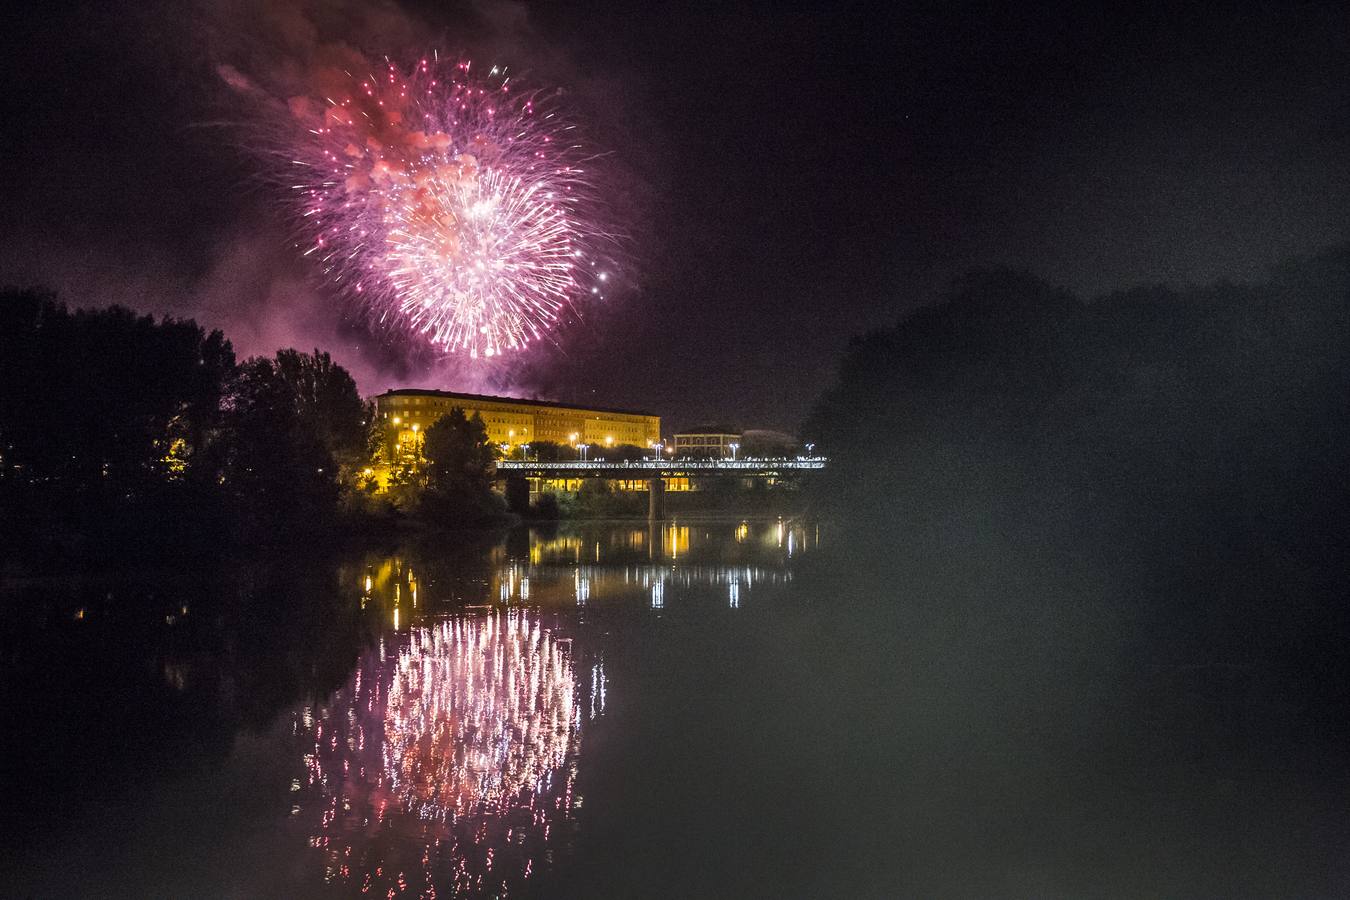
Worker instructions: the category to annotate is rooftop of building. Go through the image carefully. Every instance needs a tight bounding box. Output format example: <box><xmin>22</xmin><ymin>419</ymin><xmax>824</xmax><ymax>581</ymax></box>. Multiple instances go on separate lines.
<box><xmin>676</xmin><ymin>425</ymin><xmax>742</xmax><ymax>436</ymax></box>
<box><xmin>375</xmin><ymin>388</ymin><xmax>659</xmax><ymax>419</ymax></box>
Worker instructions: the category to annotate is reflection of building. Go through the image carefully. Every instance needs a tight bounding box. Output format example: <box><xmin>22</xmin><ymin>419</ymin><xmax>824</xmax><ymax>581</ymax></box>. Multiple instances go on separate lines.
<box><xmin>375</xmin><ymin>389</ymin><xmax>660</xmax><ymax>459</ymax></box>
<box><xmin>358</xmin><ymin>520</ymin><xmax>817</xmax><ymax>616</ymax></box>
<box><xmin>673</xmin><ymin>427</ymin><xmax>742</xmax><ymax>458</ymax></box>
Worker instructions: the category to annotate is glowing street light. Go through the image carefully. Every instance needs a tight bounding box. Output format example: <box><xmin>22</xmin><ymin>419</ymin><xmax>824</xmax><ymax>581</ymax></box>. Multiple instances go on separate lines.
<box><xmin>728</xmin><ymin>442</ymin><xmax>739</xmax><ymax>461</ymax></box>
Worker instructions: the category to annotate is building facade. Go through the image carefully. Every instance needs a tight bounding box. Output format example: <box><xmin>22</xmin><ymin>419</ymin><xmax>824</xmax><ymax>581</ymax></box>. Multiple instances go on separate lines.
<box><xmin>673</xmin><ymin>429</ymin><xmax>743</xmax><ymax>458</ymax></box>
<box><xmin>374</xmin><ymin>389</ymin><xmax>661</xmax><ymax>461</ymax></box>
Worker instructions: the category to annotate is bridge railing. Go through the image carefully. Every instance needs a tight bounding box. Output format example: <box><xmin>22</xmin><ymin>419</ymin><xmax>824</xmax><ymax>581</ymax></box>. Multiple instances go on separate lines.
<box><xmin>495</xmin><ymin>456</ymin><xmax>827</xmax><ymax>471</ymax></box>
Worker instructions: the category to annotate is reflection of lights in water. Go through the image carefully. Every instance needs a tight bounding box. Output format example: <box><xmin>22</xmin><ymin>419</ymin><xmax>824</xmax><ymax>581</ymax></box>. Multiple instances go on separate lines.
<box><xmin>651</xmin><ymin>581</ymin><xmax>664</xmax><ymax>609</ymax></box>
<box><xmin>590</xmin><ymin>662</ymin><xmax>606</xmax><ymax>720</ymax></box>
<box><xmin>386</xmin><ymin>615</ymin><xmax>574</xmax><ymax>815</ymax></box>
<box><xmin>294</xmin><ymin>612</ymin><xmax>588</xmax><ymax>897</ymax></box>
<box><xmin>665</xmin><ymin>524</ymin><xmax>690</xmax><ymax>559</ymax></box>
<box><xmin>729</xmin><ymin>580</ymin><xmax>740</xmax><ymax>609</ymax></box>
<box><xmin>483</xmin><ymin>562</ymin><xmax>794</xmax><ymax>610</ymax></box>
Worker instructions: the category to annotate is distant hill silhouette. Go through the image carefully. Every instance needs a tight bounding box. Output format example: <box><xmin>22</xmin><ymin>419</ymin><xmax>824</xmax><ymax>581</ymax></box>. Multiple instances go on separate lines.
<box><xmin>807</xmin><ymin>246</ymin><xmax>1350</xmax><ymax>669</ymax></box>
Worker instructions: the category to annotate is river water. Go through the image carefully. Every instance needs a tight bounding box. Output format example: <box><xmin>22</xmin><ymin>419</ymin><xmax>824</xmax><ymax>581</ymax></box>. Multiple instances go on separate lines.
<box><xmin>2</xmin><ymin>518</ymin><xmax>1347</xmax><ymax>897</ymax></box>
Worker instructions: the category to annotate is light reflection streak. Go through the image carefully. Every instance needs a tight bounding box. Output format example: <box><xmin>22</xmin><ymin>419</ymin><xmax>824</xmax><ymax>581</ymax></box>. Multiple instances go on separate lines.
<box><xmin>492</xmin><ymin>561</ymin><xmax>791</xmax><ymax>610</ymax></box>
<box><xmin>293</xmin><ymin>611</ymin><xmax>591</xmax><ymax>897</ymax></box>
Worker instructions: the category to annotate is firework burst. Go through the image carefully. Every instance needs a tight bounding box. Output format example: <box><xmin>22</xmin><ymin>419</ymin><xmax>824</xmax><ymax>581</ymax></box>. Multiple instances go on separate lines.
<box><xmin>281</xmin><ymin>55</ymin><xmax>611</xmax><ymax>357</ymax></box>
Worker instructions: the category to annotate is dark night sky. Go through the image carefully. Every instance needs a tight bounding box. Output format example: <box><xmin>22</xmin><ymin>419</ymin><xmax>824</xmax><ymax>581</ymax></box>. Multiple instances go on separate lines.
<box><xmin>2</xmin><ymin>1</ymin><xmax>1347</xmax><ymax>432</ymax></box>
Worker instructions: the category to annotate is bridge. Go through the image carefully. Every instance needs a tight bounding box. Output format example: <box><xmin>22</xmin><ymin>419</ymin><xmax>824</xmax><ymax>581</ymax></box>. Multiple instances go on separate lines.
<box><xmin>494</xmin><ymin>457</ymin><xmax>827</xmax><ymax>519</ymax></box>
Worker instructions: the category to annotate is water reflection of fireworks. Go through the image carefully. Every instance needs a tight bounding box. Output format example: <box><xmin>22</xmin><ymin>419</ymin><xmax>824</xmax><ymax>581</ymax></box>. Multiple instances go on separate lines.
<box><xmin>294</xmin><ymin>611</ymin><xmax>599</xmax><ymax>897</ymax></box>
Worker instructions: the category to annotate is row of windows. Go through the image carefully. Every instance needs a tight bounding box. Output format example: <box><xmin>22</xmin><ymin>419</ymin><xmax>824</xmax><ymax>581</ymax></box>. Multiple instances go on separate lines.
<box><xmin>381</xmin><ymin>398</ymin><xmax>653</xmax><ymax>420</ymax></box>
<box><xmin>535</xmin><ymin>477</ymin><xmax>692</xmax><ymax>492</ymax></box>
<box><xmin>382</xmin><ymin>408</ymin><xmax>652</xmax><ymax>427</ymax></box>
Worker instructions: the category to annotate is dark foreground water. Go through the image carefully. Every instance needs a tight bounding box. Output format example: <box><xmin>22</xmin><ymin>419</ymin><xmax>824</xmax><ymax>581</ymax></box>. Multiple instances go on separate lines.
<box><xmin>2</xmin><ymin>519</ymin><xmax>1347</xmax><ymax>898</ymax></box>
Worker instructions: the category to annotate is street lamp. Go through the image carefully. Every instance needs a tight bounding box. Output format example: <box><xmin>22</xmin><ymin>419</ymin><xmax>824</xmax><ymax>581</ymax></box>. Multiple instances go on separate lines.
<box><xmin>653</xmin><ymin>441</ymin><xmax>663</xmax><ymax>462</ymax></box>
<box><xmin>579</xmin><ymin>443</ymin><xmax>590</xmax><ymax>461</ymax></box>
<box><xmin>729</xmin><ymin>441</ymin><xmax>739</xmax><ymax>461</ymax></box>
<box><xmin>805</xmin><ymin>442</ymin><xmax>815</xmax><ymax>456</ymax></box>
<box><xmin>521</xmin><ymin>443</ymin><xmax>531</xmax><ymax>461</ymax></box>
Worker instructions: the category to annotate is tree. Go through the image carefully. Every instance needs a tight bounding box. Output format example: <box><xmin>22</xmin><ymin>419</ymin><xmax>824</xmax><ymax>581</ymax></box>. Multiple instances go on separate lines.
<box><xmin>215</xmin><ymin>349</ymin><xmax>367</xmax><ymax>534</ymax></box>
<box><xmin>419</xmin><ymin>409</ymin><xmax>504</xmax><ymax>525</ymax></box>
<box><xmin>806</xmin><ymin>254</ymin><xmax>1350</xmax><ymax>583</ymax></box>
<box><xmin>521</xmin><ymin>440</ymin><xmax>565</xmax><ymax>461</ymax></box>
<box><xmin>423</xmin><ymin>409</ymin><xmax>496</xmax><ymax>488</ymax></box>
<box><xmin>0</xmin><ymin>290</ymin><xmax>237</xmax><ymax>552</ymax></box>
<box><xmin>272</xmin><ymin>348</ymin><xmax>369</xmax><ymax>486</ymax></box>
<box><xmin>605</xmin><ymin>443</ymin><xmax>648</xmax><ymax>462</ymax></box>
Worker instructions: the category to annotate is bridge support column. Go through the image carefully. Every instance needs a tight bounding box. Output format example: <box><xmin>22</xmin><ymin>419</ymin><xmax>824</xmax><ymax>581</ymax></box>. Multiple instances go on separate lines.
<box><xmin>647</xmin><ymin>475</ymin><xmax>666</xmax><ymax>521</ymax></box>
<box><xmin>505</xmin><ymin>475</ymin><xmax>530</xmax><ymax>515</ymax></box>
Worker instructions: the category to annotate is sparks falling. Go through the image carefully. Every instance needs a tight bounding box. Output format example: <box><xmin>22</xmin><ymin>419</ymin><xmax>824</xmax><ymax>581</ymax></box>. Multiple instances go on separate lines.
<box><xmin>284</xmin><ymin>56</ymin><xmax>610</xmax><ymax>357</ymax></box>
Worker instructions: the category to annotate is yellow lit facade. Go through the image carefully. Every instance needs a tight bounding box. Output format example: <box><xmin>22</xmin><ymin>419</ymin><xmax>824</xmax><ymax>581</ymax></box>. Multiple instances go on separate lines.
<box><xmin>537</xmin><ymin>476</ymin><xmax>692</xmax><ymax>493</ymax></box>
<box><xmin>375</xmin><ymin>389</ymin><xmax>661</xmax><ymax>460</ymax></box>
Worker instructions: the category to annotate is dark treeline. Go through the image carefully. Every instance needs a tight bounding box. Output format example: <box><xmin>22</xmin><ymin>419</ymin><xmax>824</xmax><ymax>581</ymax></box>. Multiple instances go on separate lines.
<box><xmin>806</xmin><ymin>245</ymin><xmax>1350</xmax><ymax>674</ymax></box>
<box><xmin>0</xmin><ymin>290</ymin><xmax>377</xmax><ymax>560</ymax></box>
<box><xmin>0</xmin><ymin>289</ymin><xmax>519</xmax><ymax>564</ymax></box>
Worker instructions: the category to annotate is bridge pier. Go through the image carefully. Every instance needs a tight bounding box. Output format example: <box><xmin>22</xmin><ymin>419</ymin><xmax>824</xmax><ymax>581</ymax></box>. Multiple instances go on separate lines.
<box><xmin>505</xmin><ymin>475</ymin><xmax>531</xmax><ymax>515</ymax></box>
<box><xmin>647</xmin><ymin>475</ymin><xmax>665</xmax><ymax>521</ymax></box>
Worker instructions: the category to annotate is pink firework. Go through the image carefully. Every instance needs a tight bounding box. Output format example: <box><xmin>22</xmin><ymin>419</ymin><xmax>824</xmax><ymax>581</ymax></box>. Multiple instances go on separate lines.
<box><xmin>285</xmin><ymin>56</ymin><xmax>610</xmax><ymax>357</ymax></box>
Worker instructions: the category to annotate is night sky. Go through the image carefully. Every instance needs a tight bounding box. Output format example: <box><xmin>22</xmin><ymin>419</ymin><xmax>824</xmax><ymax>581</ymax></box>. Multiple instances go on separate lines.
<box><xmin>2</xmin><ymin>1</ymin><xmax>1347</xmax><ymax>432</ymax></box>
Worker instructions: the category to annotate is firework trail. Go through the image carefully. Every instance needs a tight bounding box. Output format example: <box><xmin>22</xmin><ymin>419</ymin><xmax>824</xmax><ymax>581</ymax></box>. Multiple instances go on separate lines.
<box><xmin>276</xmin><ymin>54</ymin><xmax>612</xmax><ymax>358</ymax></box>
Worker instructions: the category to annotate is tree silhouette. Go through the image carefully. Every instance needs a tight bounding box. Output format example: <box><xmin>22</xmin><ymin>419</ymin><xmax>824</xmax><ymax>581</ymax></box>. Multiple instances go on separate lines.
<box><xmin>419</xmin><ymin>409</ymin><xmax>504</xmax><ymax>525</ymax></box>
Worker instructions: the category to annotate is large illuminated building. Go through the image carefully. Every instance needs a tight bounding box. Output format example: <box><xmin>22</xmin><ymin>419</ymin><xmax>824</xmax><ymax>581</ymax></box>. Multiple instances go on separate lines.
<box><xmin>374</xmin><ymin>389</ymin><xmax>661</xmax><ymax>460</ymax></box>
